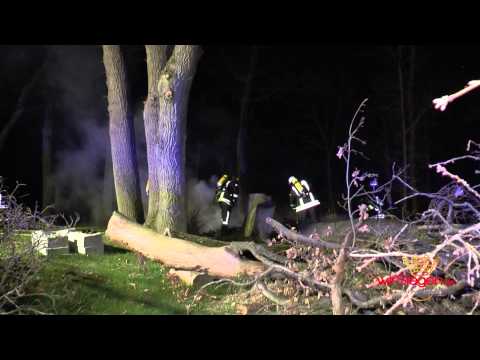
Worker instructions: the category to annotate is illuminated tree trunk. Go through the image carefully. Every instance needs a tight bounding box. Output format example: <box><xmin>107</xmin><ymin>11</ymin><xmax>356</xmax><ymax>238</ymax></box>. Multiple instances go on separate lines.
<box><xmin>143</xmin><ymin>45</ymin><xmax>168</xmax><ymax>229</ymax></box>
<box><xmin>145</xmin><ymin>45</ymin><xmax>201</xmax><ymax>233</ymax></box>
<box><xmin>102</xmin><ymin>45</ymin><xmax>144</xmax><ymax>223</ymax></box>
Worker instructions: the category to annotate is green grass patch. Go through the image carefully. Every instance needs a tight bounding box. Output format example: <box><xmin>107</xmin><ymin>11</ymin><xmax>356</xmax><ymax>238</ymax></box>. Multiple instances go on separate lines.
<box><xmin>17</xmin><ymin>234</ymin><xmax>237</xmax><ymax>315</ymax></box>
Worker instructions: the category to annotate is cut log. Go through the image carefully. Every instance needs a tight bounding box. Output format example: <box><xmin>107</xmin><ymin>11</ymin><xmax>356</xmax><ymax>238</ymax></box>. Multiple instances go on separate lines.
<box><xmin>106</xmin><ymin>211</ymin><xmax>265</xmax><ymax>279</ymax></box>
<box><xmin>244</xmin><ymin>193</ymin><xmax>271</xmax><ymax>238</ymax></box>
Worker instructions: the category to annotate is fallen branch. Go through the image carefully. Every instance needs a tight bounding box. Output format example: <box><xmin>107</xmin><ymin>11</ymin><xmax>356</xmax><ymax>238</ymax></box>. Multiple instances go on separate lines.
<box><xmin>343</xmin><ymin>280</ymin><xmax>467</xmax><ymax>310</ymax></box>
<box><xmin>266</xmin><ymin>217</ymin><xmax>342</xmax><ymax>249</ymax></box>
<box><xmin>257</xmin><ymin>280</ymin><xmax>290</xmax><ymax>306</ymax></box>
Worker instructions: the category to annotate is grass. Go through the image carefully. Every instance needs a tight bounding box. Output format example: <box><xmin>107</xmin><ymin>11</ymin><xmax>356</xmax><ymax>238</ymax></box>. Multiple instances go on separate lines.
<box><xmin>9</xmin><ymin>219</ymin><xmax>459</xmax><ymax>315</ymax></box>
<box><xmin>12</xmin><ymin>232</ymin><xmax>238</xmax><ymax>315</ymax></box>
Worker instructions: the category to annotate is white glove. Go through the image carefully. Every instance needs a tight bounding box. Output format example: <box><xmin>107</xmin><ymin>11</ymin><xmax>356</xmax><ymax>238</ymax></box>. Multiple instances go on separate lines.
<box><xmin>433</xmin><ymin>95</ymin><xmax>450</xmax><ymax>112</ymax></box>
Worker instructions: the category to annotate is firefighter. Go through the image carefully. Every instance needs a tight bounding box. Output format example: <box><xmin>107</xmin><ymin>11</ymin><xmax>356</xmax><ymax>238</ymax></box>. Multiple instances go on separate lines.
<box><xmin>288</xmin><ymin>176</ymin><xmax>320</xmax><ymax>231</ymax></box>
<box><xmin>215</xmin><ymin>174</ymin><xmax>240</xmax><ymax>227</ymax></box>
<box><xmin>288</xmin><ymin>176</ymin><xmax>320</xmax><ymax>213</ymax></box>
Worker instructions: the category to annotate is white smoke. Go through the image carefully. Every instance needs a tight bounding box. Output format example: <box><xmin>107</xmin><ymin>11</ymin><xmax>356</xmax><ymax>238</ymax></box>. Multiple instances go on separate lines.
<box><xmin>52</xmin><ymin>102</ymin><xmax>248</xmax><ymax>231</ymax></box>
<box><xmin>53</xmin><ymin>120</ymin><xmax>114</xmax><ymax>226</ymax></box>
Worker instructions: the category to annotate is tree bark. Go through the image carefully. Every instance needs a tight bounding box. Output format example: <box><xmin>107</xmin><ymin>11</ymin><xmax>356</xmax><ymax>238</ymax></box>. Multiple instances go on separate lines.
<box><xmin>143</xmin><ymin>45</ymin><xmax>168</xmax><ymax>229</ymax></box>
<box><xmin>147</xmin><ymin>45</ymin><xmax>202</xmax><ymax>233</ymax></box>
<box><xmin>102</xmin><ymin>45</ymin><xmax>144</xmax><ymax>223</ymax></box>
<box><xmin>106</xmin><ymin>211</ymin><xmax>265</xmax><ymax>278</ymax></box>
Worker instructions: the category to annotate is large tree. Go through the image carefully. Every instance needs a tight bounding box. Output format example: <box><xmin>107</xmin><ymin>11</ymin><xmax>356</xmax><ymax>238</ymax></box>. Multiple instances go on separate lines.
<box><xmin>395</xmin><ymin>45</ymin><xmax>431</xmax><ymax>214</ymax></box>
<box><xmin>236</xmin><ymin>46</ymin><xmax>257</xmax><ymax>220</ymax></box>
<box><xmin>102</xmin><ymin>45</ymin><xmax>144</xmax><ymax>223</ymax></box>
<box><xmin>144</xmin><ymin>45</ymin><xmax>202</xmax><ymax>233</ymax></box>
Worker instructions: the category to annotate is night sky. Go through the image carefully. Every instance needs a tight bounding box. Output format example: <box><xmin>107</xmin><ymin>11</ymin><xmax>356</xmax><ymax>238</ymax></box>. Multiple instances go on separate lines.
<box><xmin>1</xmin><ymin>44</ymin><xmax>480</xmax><ymax>223</ymax></box>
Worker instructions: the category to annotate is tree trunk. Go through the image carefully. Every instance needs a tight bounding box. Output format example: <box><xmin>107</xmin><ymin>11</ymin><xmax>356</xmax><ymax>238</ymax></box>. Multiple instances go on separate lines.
<box><xmin>407</xmin><ymin>46</ymin><xmax>417</xmax><ymax>213</ymax></box>
<box><xmin>102</xmin><ymin>45</ymin><xmax>144</xmax><ymax>223</ymax></box>
<box><xmin>0</xmin><ymin>57</ymin><xmax>48</xmax><ymax>154</ymax></box>
<box><xmin>397</xmin><ymin>46</ymin><xmax>408</xmax><ymax>215</ymax></box>
<box><xmin>42</xmin><ymin>104</ymin><xmax>53</xmax><ymax>208</ymax></box>
<box><xmin>147</xmin><ymin>45</ymin><xmax>202</xmax><ymax>233</ymax></box>
<box><xmin>237</xmin><ymin>46</ymin><xmax>258</xmax><ymax>222</ymax></box>
<box><xmin>143</xmin><ymin>45</ymin><xmax>168</xmax><ymax>229</ymax></box>
<box><xmin>106</xmin><ymin>211</ymin><xmax>265</xmax><ymax>278</ymax></box>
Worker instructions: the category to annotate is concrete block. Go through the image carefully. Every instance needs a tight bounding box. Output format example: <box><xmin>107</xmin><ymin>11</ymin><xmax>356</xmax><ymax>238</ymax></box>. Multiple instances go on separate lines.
<box><xmin>68</xmin><ymin>231</ymin><xmax>103</xmax><ymax>248</ymax></box>
<box><xmin>77</xmin><ymin>245</ymin><xmax>104</xmax><ymax>256</ymax></box>
<box><xmin>65</xmin><ymin>230</ymin><xmax>104</xmax><ymax>256</ymax></box>
<box><xmin>38</xmin><ymin>246</ymin><xmax>70</xmax><ymax>257</ymax></box>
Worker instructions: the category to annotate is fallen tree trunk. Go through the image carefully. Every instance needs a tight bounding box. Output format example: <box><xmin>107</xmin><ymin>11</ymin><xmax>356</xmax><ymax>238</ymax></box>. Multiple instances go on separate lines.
<box><xmin>106</xmin><ymin>211</ymin><xmax>265</xmax><ymax>278</ymax></box>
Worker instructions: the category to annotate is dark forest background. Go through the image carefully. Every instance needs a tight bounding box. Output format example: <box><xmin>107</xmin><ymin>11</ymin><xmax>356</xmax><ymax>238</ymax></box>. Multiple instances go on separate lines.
<box><xmin>1</xmin><ymin>45</ymin><xmax>480</xmax><ymax>226</ymax></box>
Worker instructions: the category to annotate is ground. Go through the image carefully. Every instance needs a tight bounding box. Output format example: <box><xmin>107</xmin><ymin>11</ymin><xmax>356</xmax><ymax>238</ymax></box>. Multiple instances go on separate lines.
<box><xmin>9</xmin><ymin>220</ymin><xmax>480</xmax><ymax>315</ymax></box>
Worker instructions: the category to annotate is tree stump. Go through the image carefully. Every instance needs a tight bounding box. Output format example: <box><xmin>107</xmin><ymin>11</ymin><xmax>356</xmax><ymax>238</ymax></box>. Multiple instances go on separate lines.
<box><xmin>244</xmin><ymin>193</ymin><xmax>271</xmax><ymax>238</ymax></box>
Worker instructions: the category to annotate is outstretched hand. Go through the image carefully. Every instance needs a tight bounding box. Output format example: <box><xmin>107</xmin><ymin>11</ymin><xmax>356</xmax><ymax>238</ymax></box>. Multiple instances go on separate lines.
<box><xmin>433</xmin><ymin>80</ymin><xmax>480</xmax><ymax>112</ymax></box>
<box><xmin>433</xmin><ymin>95</ymin><xmax>450</xmax><ymax>112</ymax></box>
